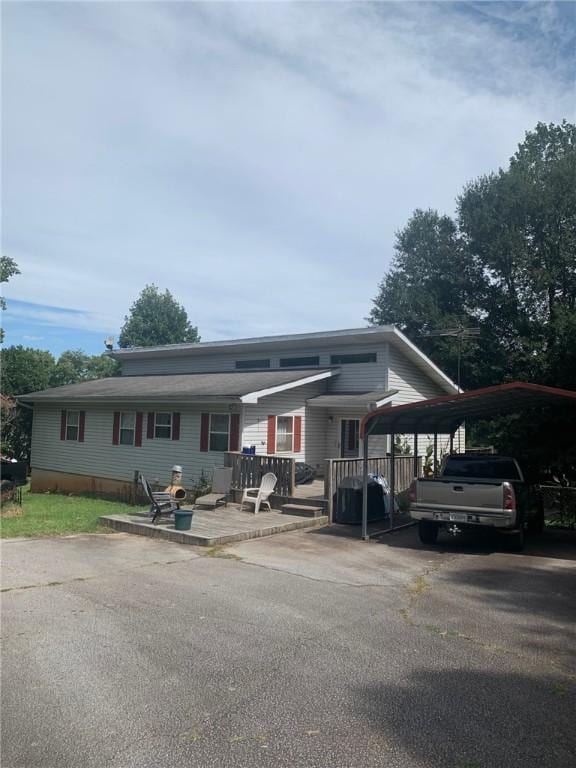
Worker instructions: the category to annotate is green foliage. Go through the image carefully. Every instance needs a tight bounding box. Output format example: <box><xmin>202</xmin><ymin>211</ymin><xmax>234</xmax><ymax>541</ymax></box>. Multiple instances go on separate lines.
<box><xmin>189</xmin><ymin>473</ymin><xmax>212</xmax><ymax>502</ymax></box>
<box><xmin>118</xmin><ymin>284</ymin><xmax>200</xmax><ymax>348</ymax></box>
<box><xmin>0</xmin><ymin>346</ymin><xmax>120</xmax><ymax>463</ymax></box>
<box><xmin>370</xmin><ymin>121</ymin><xmax>576</xmax><ymax>473</ymax></box>
<box><xmin>50</xmin><ymin>350</ymin><xmax>120</xmax><ymax>387</ymax></box>
<box><xmin>0</xmin><ymin>256</ymin><xmax>20</xmax><ymax>342</ymax></box>
<box><xmin>394</xmin><ymin>435</ymin><xmax>412</xmax><ymax>456</ymax></box>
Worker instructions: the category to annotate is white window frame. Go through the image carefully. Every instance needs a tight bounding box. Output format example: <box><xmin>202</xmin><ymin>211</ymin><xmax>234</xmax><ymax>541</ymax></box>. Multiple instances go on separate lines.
<box><xmin>120</xmin><ymin>411</ymin><xmax>135</xmax><ymax>446</ymax></box>
<box><xmin>66</xmin><ymin>410</ymin><xmax>80</xmax><ymax>441</ymax></box>
<box><xmin>276</xmin><ymin>415</ymin><xmax>294</xmax><ymax>453</ymax></box>
<box><xmin>154</xmin><ymin>412</ymin><xmax>173</xmax><ymax>439</ymax></box>
<box><xmin>209</xmin><ymin>413</ymin><xmax>230</xmax><ymax>452</ymax></box>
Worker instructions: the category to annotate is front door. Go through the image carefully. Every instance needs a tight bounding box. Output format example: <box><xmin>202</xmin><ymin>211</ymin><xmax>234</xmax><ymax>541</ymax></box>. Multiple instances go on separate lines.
<box><xmin>340</xmin><ymin>419</ymin><xmax>360</xmax><ymax>458</ymax></box>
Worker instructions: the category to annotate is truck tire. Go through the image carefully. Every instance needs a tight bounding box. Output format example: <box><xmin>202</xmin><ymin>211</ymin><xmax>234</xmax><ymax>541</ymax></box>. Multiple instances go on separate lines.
<box><xmin>507</xmin><ymin>528</ymin><xmax>525</xmax><ymax>552</ymax></box>
<box><xmin>418</xmin><ymin>520</ymin><xmax>439</xmax><ymax>545</ymax></box>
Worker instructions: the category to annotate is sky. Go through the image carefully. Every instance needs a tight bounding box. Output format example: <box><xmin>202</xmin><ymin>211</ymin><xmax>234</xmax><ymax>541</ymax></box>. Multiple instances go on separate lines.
<box><xmin>2</xmin><ymin>0</ymin><xmax>575</xmax><ymax>357</ymax></box>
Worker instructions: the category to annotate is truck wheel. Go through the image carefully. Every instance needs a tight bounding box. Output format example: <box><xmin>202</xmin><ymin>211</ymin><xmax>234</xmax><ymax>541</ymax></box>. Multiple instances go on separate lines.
<box><xmin>418</xmin><ymin>520</ymin><xmax>439</xmax><ymax>545</ymax></box>
<box><xmin>507</xmin><ymin>528</ymin><xmax>525</xmax><ymax>552</ymax></box>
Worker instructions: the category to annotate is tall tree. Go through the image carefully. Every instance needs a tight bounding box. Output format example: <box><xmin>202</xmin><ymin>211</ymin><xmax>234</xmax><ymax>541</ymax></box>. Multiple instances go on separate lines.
<box><xmin>369</xmin><ymin>121</ymin><xmax>576</xmax><ymax>471</ymax></box>
<box><xmin>368</xmin><ymin>209</ymin><xmax>485</xmax><ymax>387</ymax></box>
<box><xmin>118</xmin><ymin>285</ymin><xmax>200</xmax><ymax>348</ymax></box>
<box><xmin>0</xmin><ymin>256</ymin><xmax>20</xmax><ymax>342</ymax></box>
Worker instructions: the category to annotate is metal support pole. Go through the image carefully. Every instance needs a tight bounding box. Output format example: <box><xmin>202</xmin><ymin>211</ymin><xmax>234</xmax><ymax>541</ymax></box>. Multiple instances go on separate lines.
<box><xmin>450</xmin><ymin>432</ymin><xmax>454</xmax><ymax>455</ymax></box>
<box><xmin>390</xmin><ymin>433</ymin><xmax>396</xmax><ymax>529</ymax></box>
<box><xmin>362</xmin><ymin>431</ymin><xmax>369</xmax><ymax>541</ymax></box>
<box><xmin>433</xmin><ymin>432</ymin><xmax>438</xmax><ymax>476</ymax></box>
<box><xmin>413</xmin><ymin>433</ymin><xmax>419</xmax><ymax>478</ymax></box>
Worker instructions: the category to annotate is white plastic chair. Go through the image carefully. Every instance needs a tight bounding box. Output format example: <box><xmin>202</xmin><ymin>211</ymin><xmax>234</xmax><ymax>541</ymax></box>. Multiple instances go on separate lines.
<box><xmin>241</xmin><ymin>472</ymin><xmax>277</xmax><ymax>515</ymax></box>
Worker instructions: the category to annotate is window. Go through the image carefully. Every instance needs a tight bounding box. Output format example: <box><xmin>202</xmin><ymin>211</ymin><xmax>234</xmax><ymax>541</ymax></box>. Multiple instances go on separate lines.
<box><xmin>209</xmin><ymin>414</ymin><xmax>230</xmax><ymax>452</ymax></box>
<box><xmin>276</xmin><ymin>416</ymin><xmax>293</xmax><ymax>452</ymax></box>
<box><xmin>154</xmin><ymin>412</ymin><xmax>172</xmax><ymax>439</ymax></box>
<box><xmin>66</xmin><ymin>411</ymin><xmax>79</xmax><ymax>441</ymax></box>
<box><xmin>120</xmin><ymin>412</ymin><xmax>135</xmax><ymax>445</ymax></box>
<box><xmin>235</xmin><ymin>359</ymin><xmax>271</xmax><ymax>369</ymax></box>
<box><xmin>330</xmin><ymin>352</ymin><xmax>377</xmax><ymax>365</ymax></box>
<box><xmin>279</xmin><ymin>356</ymin><xmax>320</xmax><ymax>368</ymax></box>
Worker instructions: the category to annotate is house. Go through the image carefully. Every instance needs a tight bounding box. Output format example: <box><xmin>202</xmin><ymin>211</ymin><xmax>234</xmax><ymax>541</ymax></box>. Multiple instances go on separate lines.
<box><xmin>22</xmin><ymin>326</ymin><xmax>462</xmax><ymax>497</ymax></box>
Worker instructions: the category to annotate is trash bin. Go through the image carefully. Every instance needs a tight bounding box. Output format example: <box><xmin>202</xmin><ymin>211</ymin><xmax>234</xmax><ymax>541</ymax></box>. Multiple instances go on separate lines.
<box><xmin>335</xmin><ymin>476</ymin><xmax>388</xmax><ymax>524</ymax></box>
<box><xmin>174</xmin><ymin>510</ymin><xmax>193</xmax><ymax>531</ymax></box>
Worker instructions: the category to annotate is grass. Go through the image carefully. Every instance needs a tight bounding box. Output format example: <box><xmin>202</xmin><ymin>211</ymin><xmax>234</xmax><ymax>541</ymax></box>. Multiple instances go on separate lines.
<box><xmin>1</xmin><ymin>485</ymin><xmax>135</xmax><ymax>538</ymax></box>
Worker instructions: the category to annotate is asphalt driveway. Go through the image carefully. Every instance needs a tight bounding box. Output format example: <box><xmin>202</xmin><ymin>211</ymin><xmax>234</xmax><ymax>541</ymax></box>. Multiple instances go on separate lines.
<box><xmin>2</xmin><ymin>527</ymin><xmax>575</xmax><ymax>768</ymax></box>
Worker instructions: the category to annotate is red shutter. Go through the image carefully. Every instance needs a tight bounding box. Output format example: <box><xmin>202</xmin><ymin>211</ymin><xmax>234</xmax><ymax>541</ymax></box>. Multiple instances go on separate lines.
<box><xmin>135</xmin><ymin>412</ymin><xmax>143</xmax><ymax>447</ymax></box>
<box><xmin>147</xmin><ymin>412</ymin><xmax>155</xmax><ymax>439</ymax></box>
<box><xmin>112</xmin><ymin>412</ymin><xmax>120</xmax><ymax>445</ymax></box>
<box><xmin>60</xmin><ymin>410</ymin><xmax>67</xmax><ymax>441</ymax></box>
<box><xmin>229</xmin><ymin>413</ymin><xmax>240</xmax><ymax>452</ymax></box>
<box><xmin>200</xmin><ymin>413</ymin><xmax>209</xmax><ymax>452</ymax></box>
<box><xmin>172</xmin><ymin>412</ymin><xmax>180</xmax><ymax>441</ymax></box>
<box><xmin>78</xmin><ymin>411</ymin><xmax>86</xmax><ymax>443</ymax></box>
<box><xmin>267</xmin><ymin>415</ymin><xmax>276</xmax><ymax>454</ymax></box>
<box><xmin>293</xmin><ymin>415</ymin><xmax>302</xmax><ymax>453</ymax></box>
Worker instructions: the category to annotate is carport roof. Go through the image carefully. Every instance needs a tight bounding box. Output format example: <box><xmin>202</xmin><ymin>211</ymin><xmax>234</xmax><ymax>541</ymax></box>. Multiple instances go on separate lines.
<box><xmin>360</xmin><ymin>382</ymin><xmax>576</xmax><ymax>436</ymax></box>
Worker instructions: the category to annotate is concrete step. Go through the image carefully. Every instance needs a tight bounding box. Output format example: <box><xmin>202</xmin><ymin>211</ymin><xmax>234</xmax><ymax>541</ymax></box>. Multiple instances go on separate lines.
<box><xmin>281</xmin><ymin>504</ymin><xmax>325</xmax><ymax>519</ymax></box>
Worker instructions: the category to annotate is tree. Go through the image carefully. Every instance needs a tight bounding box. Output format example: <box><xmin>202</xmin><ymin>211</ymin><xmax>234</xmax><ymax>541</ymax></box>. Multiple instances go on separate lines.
<box><xmin>368</xmin><ymin>209</ymin><xmax>486</xmax><ymax>387</ymax></box>
<box><xmin>50</xmin><ymin>350</ymin><xmax>120</xmax><ymax>388</ymax></box>
<box><xmin>0</xmin><ymin>256</ymin><xmax>20</xmax><ymax>342</ymax></box>
<box><xmin>118</xmin><ymin>285</ymin><xmax>200</xmax><ymax>348</ymax></box>
<box><xmin>369</xmin><ymin>121</ymin><xmax>576</xmax><ymax>472</ymax></box>
<box><xmin>0</xmin><ymin>346</ymin><xmax>120</xmax><ymax>464</ymax></box>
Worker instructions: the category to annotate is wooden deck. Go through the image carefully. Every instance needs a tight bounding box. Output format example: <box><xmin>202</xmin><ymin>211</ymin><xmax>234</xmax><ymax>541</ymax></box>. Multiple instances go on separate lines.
<box><xmin>292</xmin><ymin>479</ymin><xmax>326</xmax><ymax>500</ymax></box>
<box><xmin>99</xmin><ymin>504</ymin><xmax>328</xmax><ymax>547</ymax></box>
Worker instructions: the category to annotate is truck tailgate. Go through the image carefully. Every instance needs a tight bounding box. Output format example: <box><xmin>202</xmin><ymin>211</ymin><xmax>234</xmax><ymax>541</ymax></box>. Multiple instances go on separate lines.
<box><xmin>416</xmin><ymin>479</ymin><xmax>505</xmax><ymax>514</ymax></box>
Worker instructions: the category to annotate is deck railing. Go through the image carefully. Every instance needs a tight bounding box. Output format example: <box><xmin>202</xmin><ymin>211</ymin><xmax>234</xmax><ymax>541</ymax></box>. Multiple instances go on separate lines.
<box><xmin>224</xmin><ymin>452</ymin><xmax>295</xmax><ymax>497</ymax></box>
<box><xmin>323</xmin><ymin>455</ymin><xmax>422</xmax><ymax>522</ymax></box>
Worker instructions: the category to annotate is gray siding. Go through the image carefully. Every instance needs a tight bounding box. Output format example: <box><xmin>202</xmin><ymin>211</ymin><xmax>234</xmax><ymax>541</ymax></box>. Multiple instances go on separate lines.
<box><xmin>120</xmin><ymin>344</ymin><xmax>388</xmax><ymax>394</ymax></box>
<box><xmin>241</xmin><ymin>382</ymin><xmax>327</xmax><ymax>465</ymax></box>
<box><xmin>387</xmin><ymin>345</ymin><xmax>446</xmax><ymax>403</ymax></box>
<box><xmin>31</xmin><ymin>403</ymin><xmax>231</xmax><ymax>488</ymax></box>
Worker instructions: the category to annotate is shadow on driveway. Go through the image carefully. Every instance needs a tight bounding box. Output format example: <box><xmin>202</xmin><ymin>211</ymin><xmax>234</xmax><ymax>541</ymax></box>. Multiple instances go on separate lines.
<box><xmin>355</xmin><ymin>667</ymin><xmax>575</xmax><ymax>768</ymax></box>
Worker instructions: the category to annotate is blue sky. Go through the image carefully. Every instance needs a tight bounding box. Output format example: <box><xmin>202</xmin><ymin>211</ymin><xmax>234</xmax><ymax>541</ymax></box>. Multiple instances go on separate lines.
<box><xmin>2</xmin><ymin>1</ymin><xmax>575</xmax><ymax>357</ymax></box>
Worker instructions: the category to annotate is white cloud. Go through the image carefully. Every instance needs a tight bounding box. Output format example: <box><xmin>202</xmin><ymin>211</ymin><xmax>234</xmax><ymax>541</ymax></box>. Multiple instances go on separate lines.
<box><xmin>2</xmin><ymin>1</ymin><xmax>574</xmax><ymax>342</ymax></box>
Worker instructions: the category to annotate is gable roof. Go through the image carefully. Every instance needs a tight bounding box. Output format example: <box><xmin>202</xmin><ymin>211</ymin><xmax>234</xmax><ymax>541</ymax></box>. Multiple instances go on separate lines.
<box><xmin>20</xmin><ymin>369</ymin><xmax>338</xmax><ymax>405</ymax></box>
<box><xmin>108</xmin><ymin>326</ymin><xmax>458</xmax><ymax>395</ymax></box>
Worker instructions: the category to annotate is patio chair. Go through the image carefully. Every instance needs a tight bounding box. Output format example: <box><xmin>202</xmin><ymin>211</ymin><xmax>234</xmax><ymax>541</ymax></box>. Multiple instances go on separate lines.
<box><xmin>241</xmin><ymin>472</ymin><xmax>277</xmax><ymax>515</ymax></box>
<box><xmin>194</xmin><ymin>467</ymin><xmax>233</xmax><ymax>509</ymax></box>
<box><xmin>140</xmin><ymin>473</ymin><xmax>180</xmax><ymax>525</ymax></box>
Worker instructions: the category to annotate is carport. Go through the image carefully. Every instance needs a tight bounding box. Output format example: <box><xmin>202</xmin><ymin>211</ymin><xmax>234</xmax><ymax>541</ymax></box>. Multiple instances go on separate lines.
<box><xmin>359</xmin><ymin>382</ymin><xmax>576</xmax><ymax>540</ymax></box>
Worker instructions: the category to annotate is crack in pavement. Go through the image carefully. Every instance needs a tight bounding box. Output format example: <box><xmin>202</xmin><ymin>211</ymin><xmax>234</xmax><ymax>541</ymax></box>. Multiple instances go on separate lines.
<box><xmin>400</xmin><ymin>557</ymin><xmax>576</xmax><ymax>683</ymax></box>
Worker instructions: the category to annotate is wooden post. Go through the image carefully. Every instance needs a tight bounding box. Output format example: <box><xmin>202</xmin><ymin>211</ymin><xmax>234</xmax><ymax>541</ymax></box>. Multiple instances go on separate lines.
<box><xmin>433</xmin><ymin>433</ymin><xmax>438</xmax><ymax>476</ymax></box>
<box><xmin>450</xmin><ymin>432</ymin><xmax>454</xmax><ymax>455</ymax></box>
<box><xmin>413</xmin><ymin>434</ymin><xmax>419</xmax><ymax>478</ymax></box>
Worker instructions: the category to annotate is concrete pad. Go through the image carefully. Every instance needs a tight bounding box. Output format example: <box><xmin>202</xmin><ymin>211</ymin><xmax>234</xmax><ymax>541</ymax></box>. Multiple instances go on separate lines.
<box><xmin>228</xmin><ymin>525</ymin><xmax>452</xmax><ymax>587</ymax></box>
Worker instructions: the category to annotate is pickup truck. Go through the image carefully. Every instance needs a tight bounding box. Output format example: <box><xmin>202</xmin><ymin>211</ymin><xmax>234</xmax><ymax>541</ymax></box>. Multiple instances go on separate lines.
<box><xmin>409</xmin><ymin>455</ymin><xmax>543</xmax><ymax>550</ymax></box>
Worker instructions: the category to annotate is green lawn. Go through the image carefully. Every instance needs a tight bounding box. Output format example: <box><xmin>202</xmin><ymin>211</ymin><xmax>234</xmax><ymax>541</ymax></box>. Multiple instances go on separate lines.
<box><xmin>1</xmin><ymin>485</ymin><xmax>135</xmax><ymax>538</ymax></box>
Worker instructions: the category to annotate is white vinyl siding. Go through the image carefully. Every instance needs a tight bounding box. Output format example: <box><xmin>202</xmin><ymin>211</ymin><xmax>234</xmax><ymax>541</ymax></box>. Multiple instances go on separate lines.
<box><xmin>241</xmin><ymin>382</ymin><xmax>326</xmax><ymax>464</ymax></box>
<box><xmin>387</xmin><ymin>345</ymin><xmax>446</xmax><ymax>403</ymax></box>
<box><xmin>31</xmin><ymin>403</ymin><xmax>230</xmax><ymax>487</ymax></box>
